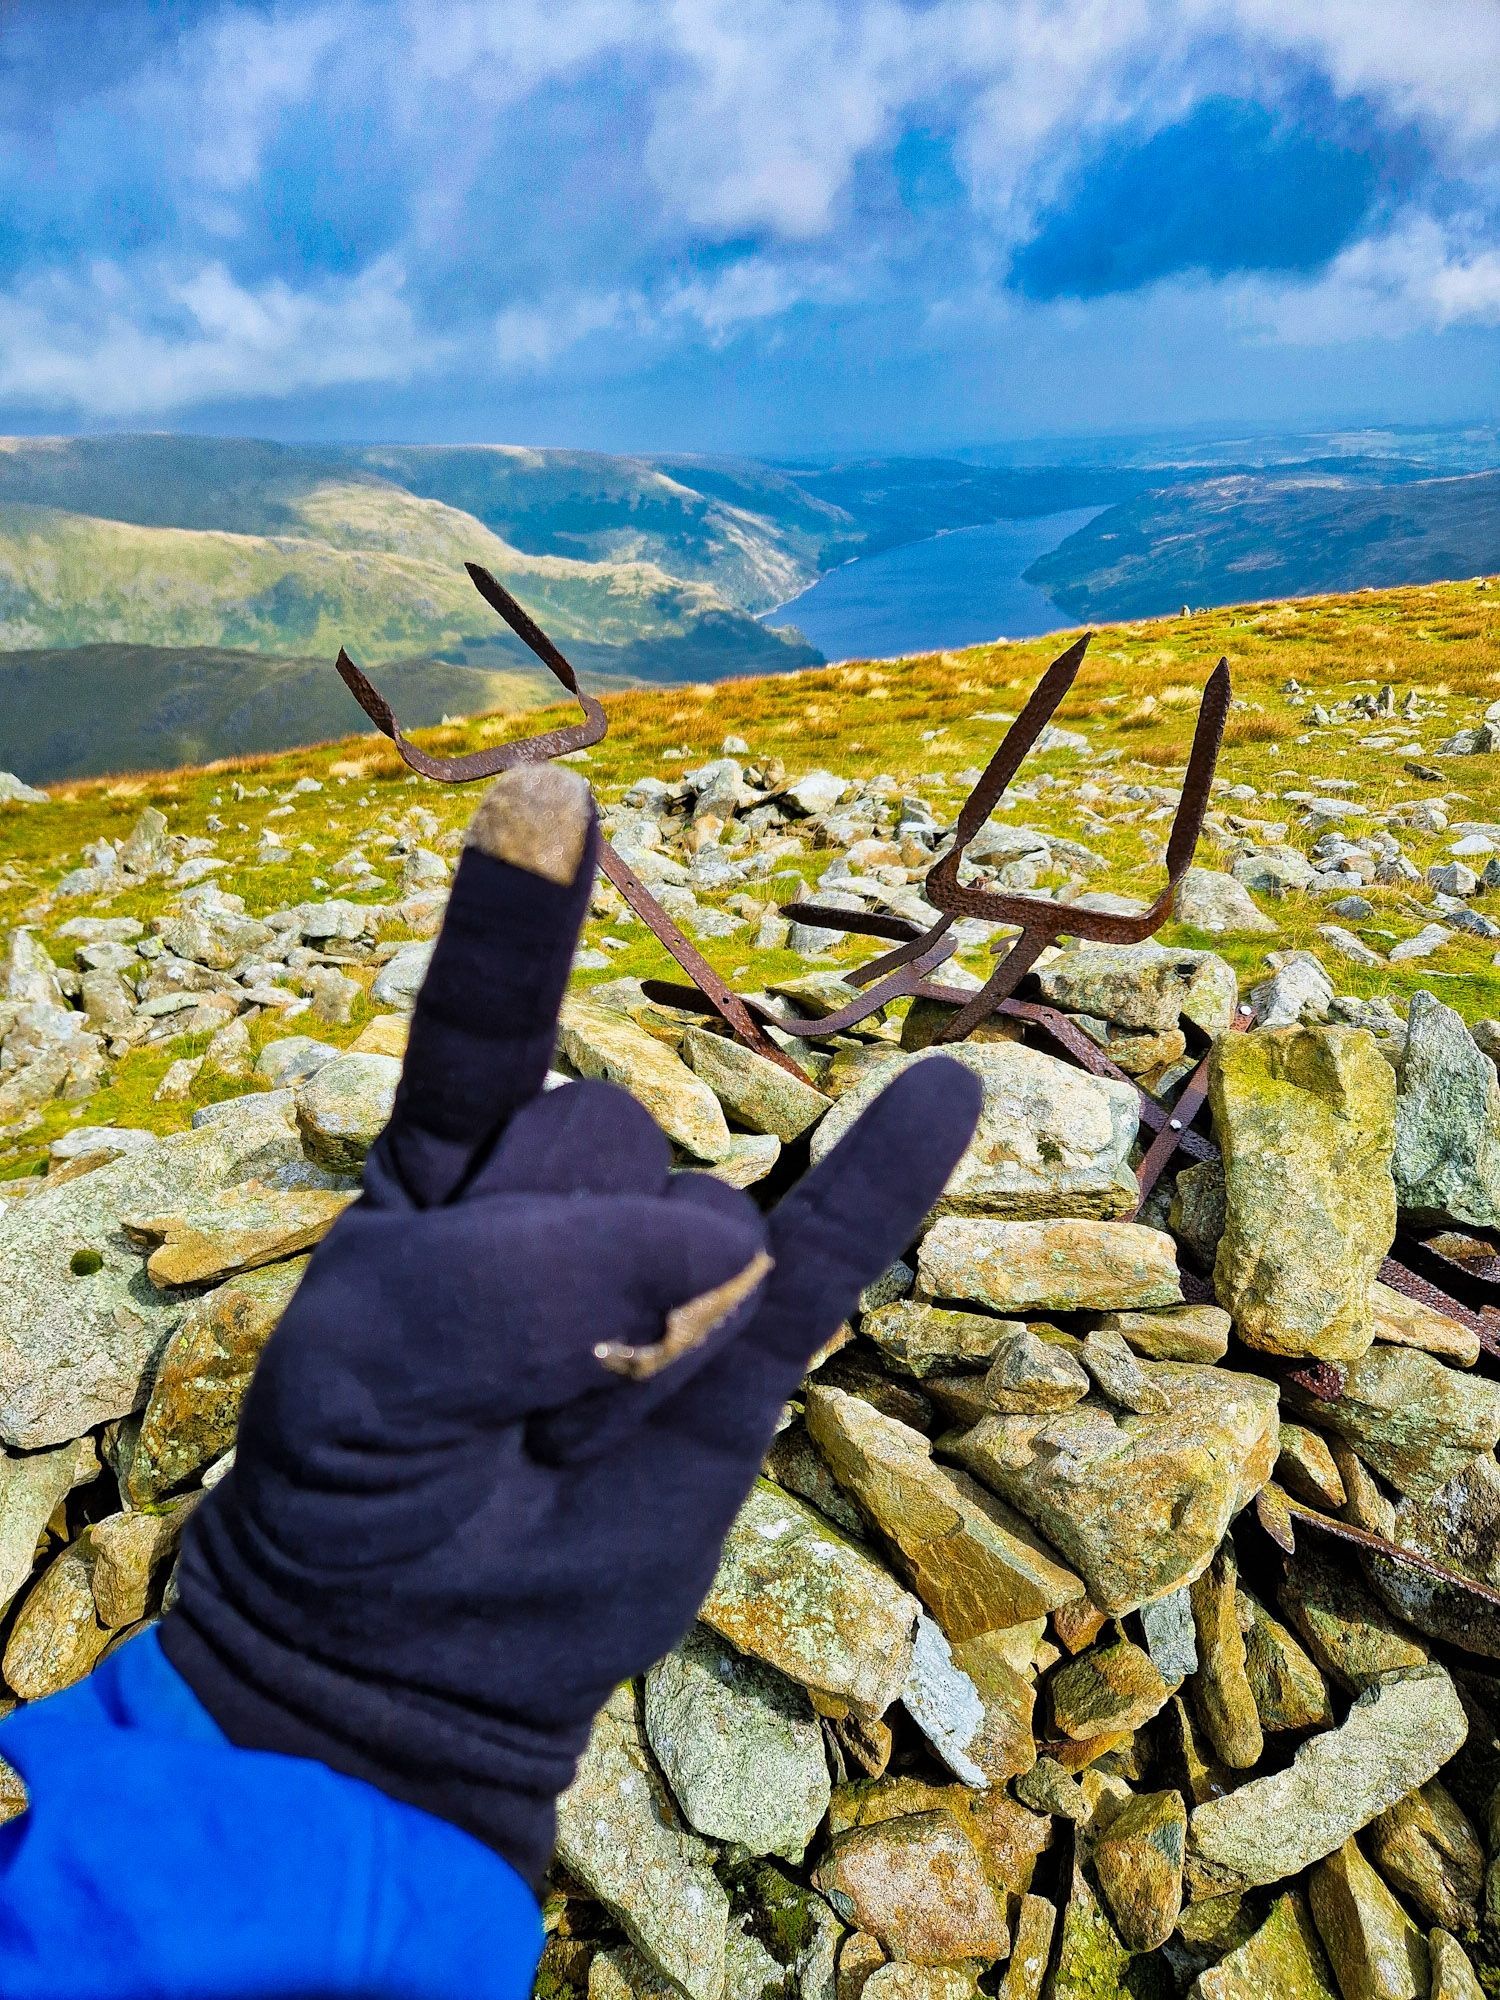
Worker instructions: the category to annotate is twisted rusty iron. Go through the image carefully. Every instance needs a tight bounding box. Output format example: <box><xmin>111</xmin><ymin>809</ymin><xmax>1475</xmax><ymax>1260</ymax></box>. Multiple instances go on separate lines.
<box><xmin>332</xmin><ymin>565</ymin><xmax>1500</xmax><ymax>1397</ymax></box>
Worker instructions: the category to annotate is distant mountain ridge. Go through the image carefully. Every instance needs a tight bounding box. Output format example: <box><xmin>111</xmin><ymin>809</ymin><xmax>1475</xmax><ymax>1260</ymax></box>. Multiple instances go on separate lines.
<box><xmin>0</xmin><ymin>428</ymin><xmax>1496</xmax><ymax>782</ymax></box>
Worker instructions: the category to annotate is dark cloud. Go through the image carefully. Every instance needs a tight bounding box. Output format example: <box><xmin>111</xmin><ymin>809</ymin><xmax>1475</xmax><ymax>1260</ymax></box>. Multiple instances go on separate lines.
<box><xmin>1010</xmin><ymin>95</ymin><xmax>1429</xmax><ymax>301</ymax></box>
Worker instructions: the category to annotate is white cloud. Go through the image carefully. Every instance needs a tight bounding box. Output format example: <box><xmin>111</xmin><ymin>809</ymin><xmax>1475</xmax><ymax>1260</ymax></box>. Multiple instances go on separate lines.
<box><xmin>1228</xmin><ymin>213</ymin><xmax>1500</xmax><ymax>342</ymax></box>
<box><xmin>0</xmin><ymin>256</ymin><xmax>433</xmax><ymax>416</ymax></box>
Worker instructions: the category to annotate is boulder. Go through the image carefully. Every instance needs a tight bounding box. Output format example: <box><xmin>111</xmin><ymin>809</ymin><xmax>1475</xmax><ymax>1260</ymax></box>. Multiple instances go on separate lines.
<box><xmin>1095</xmin><ymin>1303</ymin><xmax>1230</xmax><ymax>1363</ymax></box>
<box><xmin>561</xmin><ymin>1003</ymin><xmax>732</xmax><ymax>1161</ymax></box>
<box><xmin>811</xmin><ymin>1044</ymin><xmax>1140</xmax><ymax>1221</ymax></box>
<box><xmin>1189</xmin><ymin>1548</ymin><xmax>1263</xmax><ymax>1769</ymax></box>
<box><xmin>1394</xmin><ymin>990</ymin><xmax>1500</xmax><ymax>1228</ymax></box>
<box><xmin>1034</xmin><ymin>941</ymin><xmax>1237</xmax><ymax>1036</ymax></box>
<box><xmin>0</xmin><ymin>1113</ymin><xmax>311</xmax><ymax>1447</ymax></box>
<box><xmin>918</xmin><ymin>1218</ymin><xmax>1181</xmax><ymax>1316</ymax></box>
<box><xmin>1173</xmin><ymin>867</ymin><xmax>1277</xmax><ymax>934</ymax></box>
<box><xmin>1210</xmin><ymin>1026</ymin><xmax>1395</xmax><ymax>1361</ymax></box>
<box><xmin>1283</xmin><ymin>1345</ymin><xmax>1500</xmax><ymax>1501</ymax></box>
<box><xmin>680</xmin><ymin>1027</ymin><xmax>832</xmax><ymax>1142</ymax></box>
<box><xmin>1091</xmin><ymin>1788</ymin><xmax>1187</xmax><ymax>1952</ymax></box>
<box><xmin>128</xmin><ymin>1258</ymin><xmax>308</xmax><ymax>1502</ymax></box>
<box><xmin>1367</xmin><ymin>1781</ymin><xmax>1482</xmax><ymax>1935</ymax></box>
<box><xmin>556</xmin><ymin>1685</ymin><xmax>729</xmax><ymax>2000</ymax></box>
<box><xmin>814</xmin><ymin>1811</ymin><xmax>1009</xmax><ymax>1964</ymax></box>
<box><xmin>1186</xmin><ymin>1664</ymin><xmax>1468</xmax><ymax>1897</ymax></box>
<box><xmin>0</xmin><ymin>1437</ymin><xmax>98</xmax><ymax>1615</ymax></box>
<box><xmin>369</xmin><ymin>941</ymin><xmax>434</xmax><ymax>1011</ymax></box>
<box><xmin>1050</xmin><ymin>1639</ymin><xmax>1170</xmax><ymax>1742</ymax></box>
<box><xmin>294</xmin><ymin>1052</ymin><xmax>401</xmax><ymax>1171</ymax></box>
<box><xmin>700</xmin><ymin>1482</ymin><xmax>919</xmax><ymax>1717</ymax></box>
<box><xmin>122</xmin><ymin>1184</ymin><xmax>354</xmax><ymax>1288</ymax></box>
<box><xmin>1188</xmin><ymin>1891</ymin><xmax>1337</xmax><ymax>1999</ymax></box>
<box><xmin>643</xmin><ymin>1626</ymin><xmax>829</xmax><ymax>1862</ymax></box>
<box><xmin>1308</xmin><ymin>1838</ymin><xmax>1428</xmax><ymax>2000</ymax></box>
<box><xmin>804</xmin><ymin>1387</ymin><xmax>1084</xmax><ymax>1638</ymax></box>
<box><xmin>862</xmin><ymin>1302</ymin><xmax>1015</xmax><ymax>1378</ymax></box>
<box><xmin>946</xmin><ymin>1362</ymin><xmax>1279</xmax><ymax>1614</ymax></box>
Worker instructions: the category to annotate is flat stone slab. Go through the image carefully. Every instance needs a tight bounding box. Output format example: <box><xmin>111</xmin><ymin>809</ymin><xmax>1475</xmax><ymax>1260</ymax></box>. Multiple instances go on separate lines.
<box><xmin>1187</xmin><ymin>1664</ymin><xmax>1468</xmax><ymax>1898</ymax></box>
<box><xmin>918</xmin><ymin>1218</ymin><xmax>1182</xmax><ymax>1315</ymax></box>
<box><xmin>700</xmin><ymin>1481</ymin><xmax>919</xmax><ymax>1718</ymax></box>
<box><xmin>0</xmin><ymin>1113</ymin><xmax>311</xmax><ymax>1448</ymax></box>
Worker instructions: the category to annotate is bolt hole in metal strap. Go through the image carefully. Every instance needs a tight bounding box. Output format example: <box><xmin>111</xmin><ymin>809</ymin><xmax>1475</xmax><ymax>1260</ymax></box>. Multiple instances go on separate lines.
<box><xmin>334</xmin><ymin>562</ymin><xmax>810</xmax><ymax>1078</ymax></box>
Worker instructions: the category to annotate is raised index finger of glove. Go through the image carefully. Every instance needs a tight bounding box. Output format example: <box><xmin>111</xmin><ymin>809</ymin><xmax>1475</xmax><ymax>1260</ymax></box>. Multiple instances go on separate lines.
<box><xmin>758</xmin><ymin>1056</ymin><xmax>980</xmax><ymax>1366</ymax></box>
<box><xmin>375</xmin><ymin>765</ymin><xmax>598</xmax><ymax>1208</ymax></box>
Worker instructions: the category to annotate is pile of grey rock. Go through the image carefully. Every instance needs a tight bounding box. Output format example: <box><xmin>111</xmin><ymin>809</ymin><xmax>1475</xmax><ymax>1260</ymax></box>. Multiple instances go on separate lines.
<box><xmin>5</xmin><ymin>910</ymin><xmax>1500</xmax><ymax>1997</ymax></box>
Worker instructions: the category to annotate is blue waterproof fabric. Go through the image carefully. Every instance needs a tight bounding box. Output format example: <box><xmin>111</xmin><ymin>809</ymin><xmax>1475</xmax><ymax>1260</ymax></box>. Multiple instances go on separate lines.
<box><xmin>0</xmin><ymin>1628</ymin><xmax>543</xmax><ymax>2000</ymax></box>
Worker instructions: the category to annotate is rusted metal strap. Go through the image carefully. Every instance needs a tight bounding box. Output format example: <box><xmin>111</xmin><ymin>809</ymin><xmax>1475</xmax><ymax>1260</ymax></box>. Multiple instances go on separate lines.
<box><xmin>921</xmin><ymin>659</ymin><xmax>1231</xmax><ymax>1038</ymax></box>
<box><xmin>599</xmin><ymin>848</ymin><xmax>810</xmax><ymax>1078</ymax></box>
<box><xmin>333</xmin><ymin>563</ymin><xmax>810</xmax><ymax>1079</ymax></box>
<box><xmin>1379</xmin><ymin>1253</ymin><xmax>1500</xmax><ymax>1356</ymax></box>
<box><xmin>1256</xmin><ymin>1483</ymin><xmax>1500</xmax><ymax>1613</ymax></box>
<box><xmin>336</xmin><ymin>562</ymin><xmax>608</xmax><ymax>777</ymax></box>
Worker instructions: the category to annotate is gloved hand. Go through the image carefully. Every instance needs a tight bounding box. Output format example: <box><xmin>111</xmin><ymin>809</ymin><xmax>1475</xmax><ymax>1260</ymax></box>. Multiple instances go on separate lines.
<box><xmin>162</xmin><ymin>765</ymin><xmax>981</xmax><ymax>1887</ymax></box>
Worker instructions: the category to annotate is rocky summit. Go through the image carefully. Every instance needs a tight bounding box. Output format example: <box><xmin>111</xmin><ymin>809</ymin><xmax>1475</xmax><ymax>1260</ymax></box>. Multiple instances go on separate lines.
<box><xmin>5</xmin><ymin>587</ymin><xmax>1500</xmax><ymax>1997</ymax></box>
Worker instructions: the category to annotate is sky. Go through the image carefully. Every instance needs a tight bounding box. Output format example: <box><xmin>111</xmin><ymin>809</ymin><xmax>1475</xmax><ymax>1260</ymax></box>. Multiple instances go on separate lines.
<box><xmin>0</xmin><ymin>0</ymin><xmax>1496</xmax><ymax>454</ymax></box>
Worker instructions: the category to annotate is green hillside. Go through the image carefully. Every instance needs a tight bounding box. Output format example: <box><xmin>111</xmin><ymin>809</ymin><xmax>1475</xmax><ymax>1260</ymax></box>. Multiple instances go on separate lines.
<box><xmin>1028</xmin><ymin>468</ymin><xmax>1500</xmax><ymax>620</ymax></box>
<box><xmin>0</xmin><ymin>643</ymin><xmax>598</xmax><ymax>784</ymax></box>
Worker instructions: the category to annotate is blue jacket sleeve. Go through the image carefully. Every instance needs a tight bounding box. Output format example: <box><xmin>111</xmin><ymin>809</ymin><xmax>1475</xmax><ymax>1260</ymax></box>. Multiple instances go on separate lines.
<box><xmin>0</xmin><ymin>1627</ymin><xmax>544</xmax><ymax>2000</ymax></box>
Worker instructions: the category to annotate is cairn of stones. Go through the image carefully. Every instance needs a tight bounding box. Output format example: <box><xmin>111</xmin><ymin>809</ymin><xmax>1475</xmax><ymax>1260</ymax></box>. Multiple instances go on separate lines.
<box><xmin>5</xmin><ymin>741</ymin><xmax>1500</xmax><ymax>1999</ymax></box>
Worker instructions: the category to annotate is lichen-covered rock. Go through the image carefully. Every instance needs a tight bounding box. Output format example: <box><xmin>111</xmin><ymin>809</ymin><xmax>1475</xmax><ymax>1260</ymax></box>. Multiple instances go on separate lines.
<box><xmin>811</xmin><ymin>1044</ymin><xmax>1140</xmax><ymax>1221</ymax></box>
<box><xmin>1189</xmin><ymin>1891</ymin><xmax>1337</xmax><ymax>2000</ymax></box>
<box><xmin>1190</xmin><ymin>1548</ymin><xmax>1263</xmax><ymax>1770</ymax></box>
<box><xmin>1277</xmin><ymin>1549</ymin><xmax>1429</xmax><ymax>1692</ymax></box>
<box><xmin>1427</xmin><ymin>1928</ymin><xmax>1484</xmax><ymax>2000</ymax></box>
<box><xmin>1362</xmin><ymin>1454</ymin><xmax>1500</xmax><ymax>1659</ymax></box>
<box><xmin>294</xmin><ymin>1052</ymin><xmax>401</xmax><ymax>1171</ymax></box>
<box><xmin>700</xmin><ymin>1482</ymin><xmax>919</xmax><ymax>1718</ymax></box>
<box><xmin>804</xmin><ymin>1387</ymin><xmax>1084</xmax><ymax>1639</ymax></box>
<box><xmin>1283</xmin><ymin>1345</ymin><xmax>1500</xmax><ymax>1501</ymax></box>
<box><xmin>861</xmin><ymin>1302</ymin><xmax>1014</xmax><ymax>1378</ymax></box>
<box><xmin>0</xmin><ymin>1113</ymin><xmax>311</xmax><ymax>1448</ymax></box>
<box><xmin>1366</xmin><ymin>1781</ymin><xmax>1482</xmax><ymax>1935</ymax></box>
<box><xmin>995</xmin><ymin>1894</ymin><xmax>1055</xmax><ymax>2000</ymax></box>
<box><xmin>1187</xmin><ymin>1665</ymin><xmax>1468</xmax><ymax>1897</ymax></box>
<box><xmin>556</xmin><ymin>1685</ymin><xmax>729</xmax><ymax>2000</ymax></box>
<box><xmin>680</xmin><ymin>1026</ymin><xmax>832</xmax><ymax>1142</ymax></box>
<box><xmin>918</xmin><ymin>1217</ymin><xmax>1181</xmax><ymax>1316</ymax></box>
<box><xmin>1239</xmin><ymin>1587</ymin><xmax>1331</xmax><ymax>1734</ymax></box>
<box><xmin>1050</xmin><ymin>1640</ymin><xmax>1170</xmax><ymax>1743</ymax></box>
<box><xmin>645</xmin><ymin>1629</ymin><xmax>828</xmax><ymax>1865</ymax></box>
<box><xmin>560</xmin><ymin>1002</ymin><xmax>732</xmax><ymax>1161</ymax></box>
<box><xmin>1210</xmin><ymin>1026</ymin><xmax>1395</xmax><ymax>1361</ymax></box>
<box><xmin>2</xmin><ymin>1541</ymin><xmax>109</xmax><ymax>1698</ymax></box>
<box><xmin>1091</xmin><ymin>1789</ymin><xmax>1187</xmax><ymax>1951</ymax></box>
<box><xmin>1371</xmin><ymin>1282</ymin><xmax>1480</xmax><ymax>1366</ymax></box>
<box><xmin>128</xmin><ymin>1258</ymin><xmax>307</xmax><ymax>1503</ymax></box>
<box><xmin>1394</xmin><ymin>989</ymin><xmax>1500</xmax><ymax>1228</ymax></box>
<box><xmin>815</xmin><ymin>1811</ymin><xmax>1010</xmax><ymax>1964</ymax></box>
<box><xmin>947</xmin><ymin>1362</ymin><xmax>1279</xmax><ymax>1615</ymax></box>
<box><xmin>1047</xmin><ymin>1851</ymin><xmax>1133</xmax><ymax>2000</ymax></box>
<box><xmin>1095</xmin><ymin>1303</ymin><xmax>1230</xmax><ymax>1364</ymax></box>
<box><xmin>1308</xmin><ymin>1837</ymin><xmax>1428</xmax><ymax>2000</ymax></box>
<box><xmin>1035</xmin><ymin>942</ymin><xmax>1237</xmax><ymax>1036</ymax></box>
<box><xmin>982</xmin><ymin>1327</ymin><xmax>1091</xmax><ymax>1413</ymax></box>
<box><xmin>122</xmin><ymin>1183</ymin><xmax>354</xmax><ymax>1287</ymax></box>
<box><xmin>0</xmin><ymin>1436</ymin><xmax>98</xmax><ymax>1615</ymax></box>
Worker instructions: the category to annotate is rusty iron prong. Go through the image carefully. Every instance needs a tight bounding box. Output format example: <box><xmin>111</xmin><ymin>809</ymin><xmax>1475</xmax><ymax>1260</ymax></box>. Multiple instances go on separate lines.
<box><xmin>1129</xmin><ymin>1003</ymin><xmax>1251</xmax><ymax>1212</ymax></box>
<box><xmin>333</xmin><ymin>559</ymin><xmax>608</xmax><ymax>781</ymax></box>
<box><xmin>1269</xmin><ymin>1485</ymin><xmax>1500</xmax><ymax>1614</ymax></box>
<box><xmin>920</xmin><ymin>656</ymin><xmax>1232</xmax><ymax>1042</ymax></box>
<box><xmin>599</xmin><ymin>845</ymin><xmax>811</xmax><ymax>1079</ymax></box>
<box><xmin>777</xmin><ymin>901</ymin><xmax>953</xmax><ymax>990</ymax></box>
<box><xmin>744</xmin><ymin>929</ymin><xmax>962</xmax><ymax>1039</ymax></box>
<box><xmin>946</xmin><ymin>633</ymin><xmax>1093</xmax><ymax>851</ymax></box>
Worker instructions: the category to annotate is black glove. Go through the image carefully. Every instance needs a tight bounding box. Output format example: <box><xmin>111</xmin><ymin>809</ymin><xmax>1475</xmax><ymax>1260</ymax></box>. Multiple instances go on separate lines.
<box><xmin>162</xmin><ymin>766</ymin><xmax>981</xmax><ymax>1886</ymax></box>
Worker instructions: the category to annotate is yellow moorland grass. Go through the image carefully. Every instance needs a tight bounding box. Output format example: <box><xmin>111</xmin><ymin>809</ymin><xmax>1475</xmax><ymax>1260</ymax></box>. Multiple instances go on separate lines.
<box><xmin>2</xmin><ymin>572</ymin><xmax>1497</xmax><ymax>1176</ymax></box>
